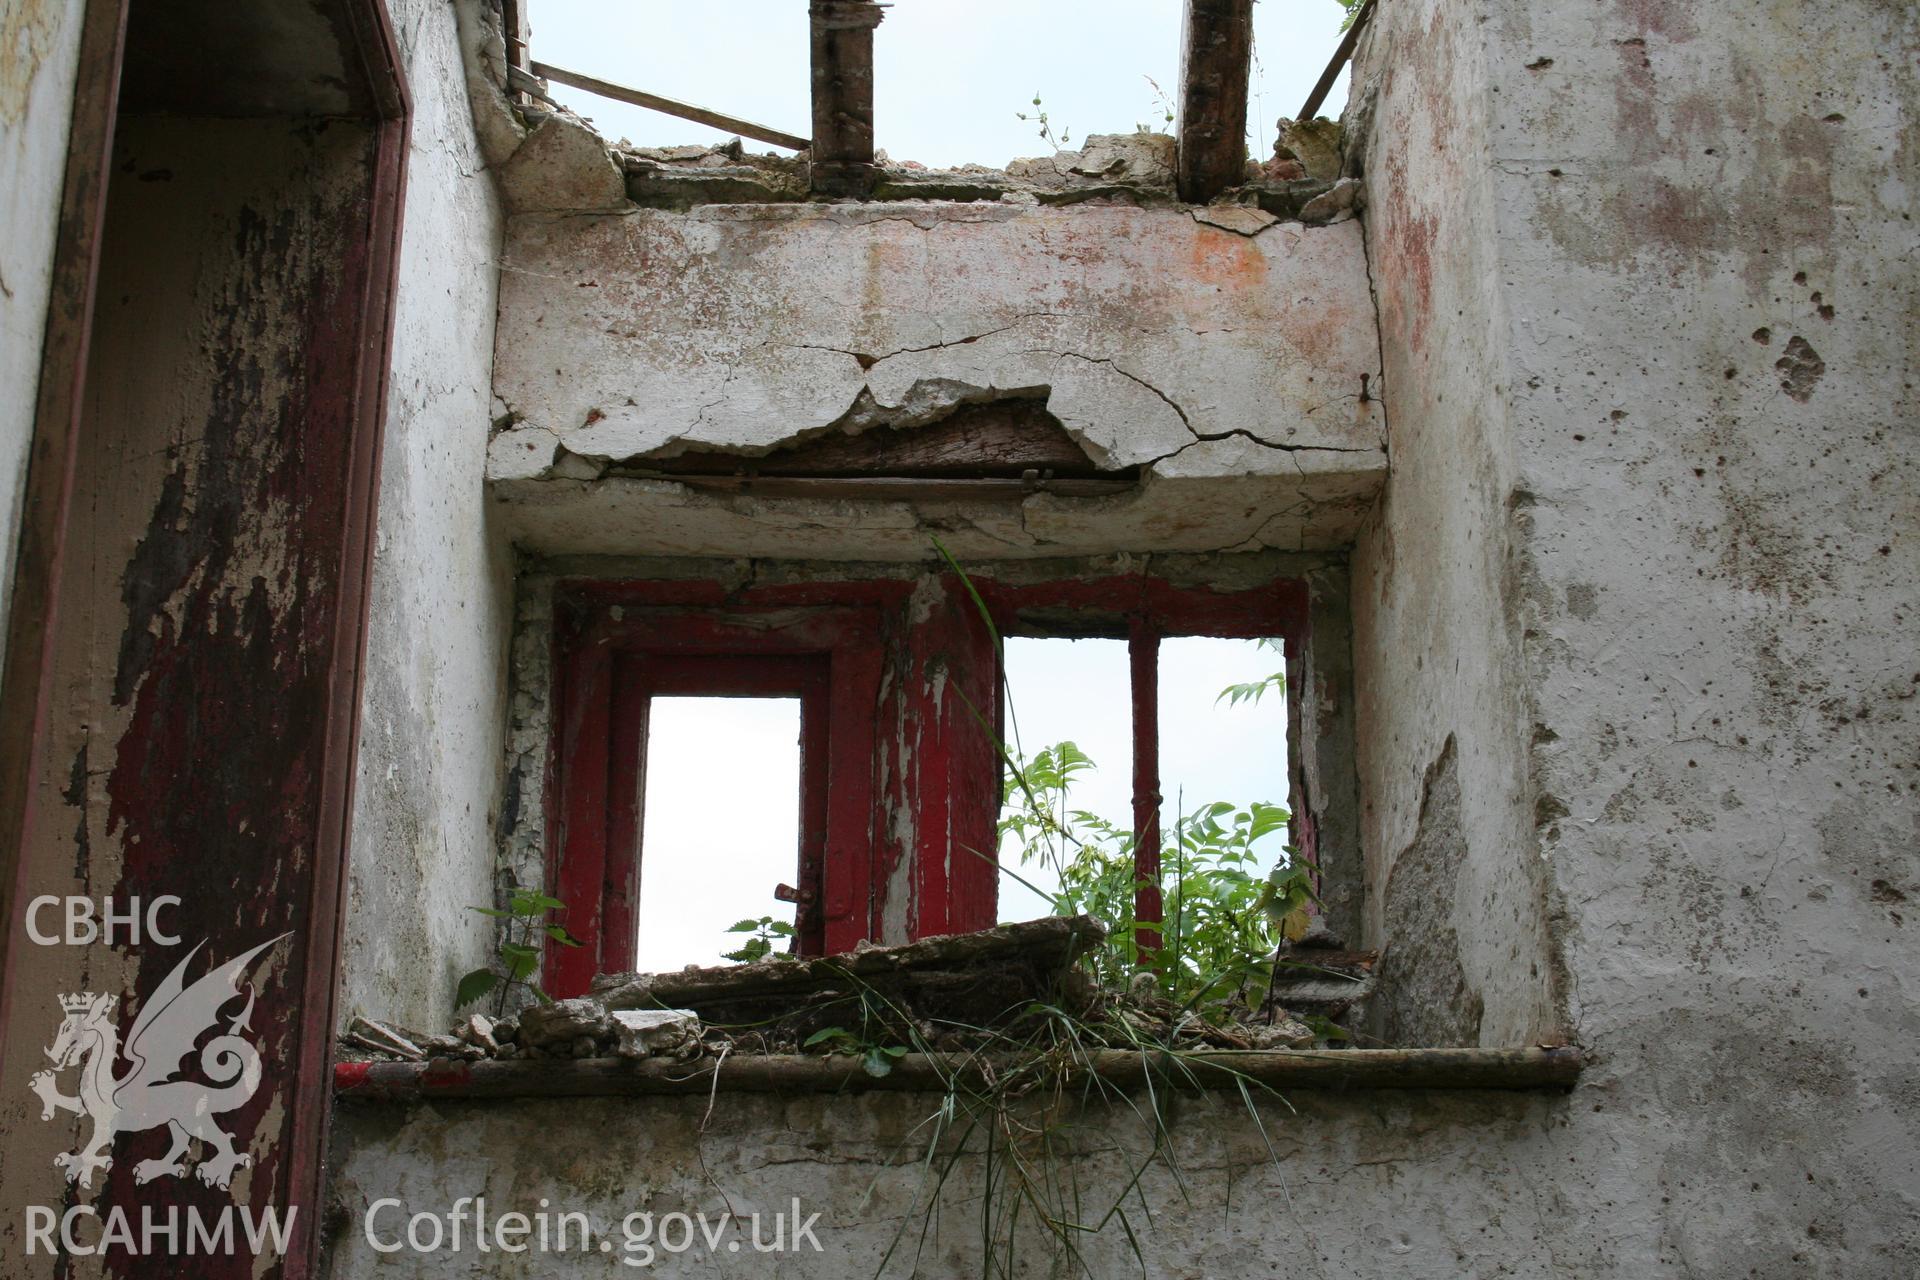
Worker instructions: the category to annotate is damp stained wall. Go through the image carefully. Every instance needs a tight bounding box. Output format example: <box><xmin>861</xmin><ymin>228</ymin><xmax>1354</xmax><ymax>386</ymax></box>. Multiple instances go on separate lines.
<box><xmin>1348</xmin><ymin>0</ymin><xmax>1919</xmax><ymax>1272</ymax></box>
<box><xmin>335</xmin><ymin>0</ymin><xmax>516</xmax><ymax>1038</ymax></box>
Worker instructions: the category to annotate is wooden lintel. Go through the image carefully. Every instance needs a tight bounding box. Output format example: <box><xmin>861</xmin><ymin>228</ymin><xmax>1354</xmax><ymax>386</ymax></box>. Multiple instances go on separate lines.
<box><xmin>809</xmin><ymin>0</ymin><xmax>885</xmax><ymax>197</ymax></box>
<box><xmin>336</xmin><ymin>1047</ymin><xmax>1586</xmax><ymax>1101</ymax></box>
<box><xmin>1176</xmin><ymin>0</ymin><xmax>1256</xmax><ymax>203</ymax></box>
<box><xmin>640</xmin><ymin>476</ymin><xmax>1136</xmax><ymax>502</ymax></box>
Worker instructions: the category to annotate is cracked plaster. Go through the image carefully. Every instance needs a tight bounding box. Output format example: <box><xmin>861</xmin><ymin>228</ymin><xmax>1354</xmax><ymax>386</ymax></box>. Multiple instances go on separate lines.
<box><xmin>490</xmin><ymin>203</ymin><xmax>1385</xmax><ymax>558</ymax></box>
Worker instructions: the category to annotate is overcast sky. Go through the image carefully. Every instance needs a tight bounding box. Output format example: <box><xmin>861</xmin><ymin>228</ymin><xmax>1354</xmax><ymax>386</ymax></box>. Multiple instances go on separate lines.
<box><xmin>529</xmin><ymin>1</ymin><xmax>1352</xmax><ymax>169</ymax></box>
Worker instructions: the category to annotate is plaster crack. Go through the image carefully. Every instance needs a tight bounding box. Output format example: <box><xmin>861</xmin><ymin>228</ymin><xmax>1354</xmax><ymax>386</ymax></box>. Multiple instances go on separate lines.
<box><xmin>1052</xmin><ymin>351</ymin><xmax>1196</xmax><ymax>435</ymax></box>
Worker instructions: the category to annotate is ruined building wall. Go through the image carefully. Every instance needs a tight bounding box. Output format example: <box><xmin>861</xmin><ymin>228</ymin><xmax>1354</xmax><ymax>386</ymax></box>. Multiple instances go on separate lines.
<box><xmin>1347</xmin><ymin>0</ymin><xmax>1550</xmax><ymax>1051</ymax></box>
<box><xmin>335</xmin><ymin>0</ymin><xmax>516</xmax><ymax>1035</ymax></box>
<box><xmin>321</xmin><ymin>0</ymin><xmax>1917</xmax><ymax>1275</ymax></box>
<box><xmin>0</xmin><ymin>0</ymin><xmax>87</xmax><ymax>670</ymax></box>
<box><xmin>1348</xmin><ymin>0</ymin><xmax>1919</xmax><ymax>1271</ymax></box>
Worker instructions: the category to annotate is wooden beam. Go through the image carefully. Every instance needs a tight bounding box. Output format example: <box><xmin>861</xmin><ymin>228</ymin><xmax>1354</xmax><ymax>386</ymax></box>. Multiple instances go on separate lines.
<box><xmin>336</xmin><ymin>1046</ymin><xmax>1587</xmax><ymax>1100</ymax></box>
<box><xmin>809</xmin><ymin>0</ymin><xmax>885</xmax><ymax>196</ymax></box>
<box><xmin>1175</xmin><ymin>0</ymin><xmax>1255</xmax><ymax>203</ymax></box>
<box><xmin>530</xmin><ymin>61</ymin><xmax>810</xmax><ymax>152</ymax></box>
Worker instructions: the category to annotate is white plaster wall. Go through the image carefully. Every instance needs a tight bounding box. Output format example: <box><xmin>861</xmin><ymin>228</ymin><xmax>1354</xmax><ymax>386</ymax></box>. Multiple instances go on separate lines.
<box><xmin>1348</xmin><ymin>0</ymin><xmax>1553</xmax><ymax>1053</ymax></box>
<box><xmin>1348</xmin><ymin>0</ymin><xmax>1918</xmax><ymax>1271</ymax></box>
<box><xmin>337</xmin><ymin>0</ymin><xmax>514</xmax><ymax>1034</ymax></box>
<box><xmin>0</xmin><ymin>0</ymin><xmax>86</xmax><ymax>668</ymax></box>
<box><xmin>325</xmin><ymin>1088</ymin><xmax>1576</xmax><ymax>1279</ymax></box>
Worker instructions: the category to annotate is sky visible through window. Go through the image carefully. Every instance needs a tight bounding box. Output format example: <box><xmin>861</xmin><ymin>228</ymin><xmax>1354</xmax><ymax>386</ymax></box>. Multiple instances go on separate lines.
<box><xmin>997</xmin><ymin>635</ymin><xmax>1291</xmax><ymax>922</ymax></box>
<box><xmin>530</xmin><ymin>1</ymin><xmax>1353</xmax><ymax>170</ymax></box>
<box><xmin>636</xmin><ymin>696</ymin><xmax>802</xmax><ymax>973</ymax></box>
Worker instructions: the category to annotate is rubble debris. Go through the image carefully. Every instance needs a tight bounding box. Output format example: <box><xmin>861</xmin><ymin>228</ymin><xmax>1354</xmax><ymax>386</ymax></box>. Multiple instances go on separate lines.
<box><xmin>1275</xmin><ymin>117</ymin><xmax>1345</xmax><ymax>182</ymax></box>
<box><xmin>611</xmin><ymin>1009</ymin><xmax>700</xmax><ymax>1059</ymax></box>
<box><xmin>1265</xmin><ymin>948</ymin><xmax>1378</xmax><ymax>1024</ymax></box>
<box><xmin>345</xmin><ymin>1017</ymin><xmax>425</xmax><ymax>1062</ymax></box>
<box><xmin>515</xmin><ymin>996</ymin><xmax>611</xmax><ymax>1049</ymax></box>
<box><xmin>338</xmin><ymin>916</ymin><xmax>1368</xmax><ymax>1072</ymax></box>
<box><xmin>1299</xmin><ymin>176</ymin><xmax>1362</xmax><ymax>224</ymax></box>
<box><xmin>606</xmin><ymin>130</ymin><xmax>1340</xmax><ymax>223</ymax></box>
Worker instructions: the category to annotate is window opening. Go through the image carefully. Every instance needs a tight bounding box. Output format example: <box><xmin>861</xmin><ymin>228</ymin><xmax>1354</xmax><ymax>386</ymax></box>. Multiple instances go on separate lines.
<box><xmin>997</xmin><ymin>637</ymin><xmax>1132</xmax><ymax>923</ymax></box>
<box><xmin>996</xmin><ymin>633</ymin><xmax>1290</xmax><ymax>958</ymax></box>
<box><xmin>635</xmin><ymin>696</ymin><xmax>802</xmax><ymax>972</ymax></box>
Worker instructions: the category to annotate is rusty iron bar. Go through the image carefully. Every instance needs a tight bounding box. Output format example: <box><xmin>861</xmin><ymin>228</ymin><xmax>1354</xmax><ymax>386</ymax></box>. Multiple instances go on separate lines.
<box><xmin>529</xmin><ymin>60</ymin><xmax>811</xmax><ymax>152</ymax></box>
<box><xmin>1297</xmin><ymin>0</ymin><xmax>1376</xmax><ymax>122</ymax></box>
<box><xmin>336</xmin><ymin>1046</ymin><xmax>1586</xmax><ymax>1101</ymax></box>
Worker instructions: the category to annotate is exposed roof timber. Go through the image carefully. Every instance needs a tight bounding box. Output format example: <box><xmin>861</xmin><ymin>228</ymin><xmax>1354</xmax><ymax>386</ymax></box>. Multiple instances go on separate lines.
<box><xmin>1298</xmin><ymin>0</ymin><xmax>1375</xmax><ymax>122</ymax></box>
<box><xmin>809</xmin><ymin>0</ymin><xmax>886</xmax><ymax>196</ymax></box>
<box><xmin>530</xmin><ymin>60</ymin><xmax>810</xmax><ymax>152</ymax></box>
<box><xmin>1175</xmin><ymin>0</ymin><xmax>1255</xmax><ymax>203</ymax></box>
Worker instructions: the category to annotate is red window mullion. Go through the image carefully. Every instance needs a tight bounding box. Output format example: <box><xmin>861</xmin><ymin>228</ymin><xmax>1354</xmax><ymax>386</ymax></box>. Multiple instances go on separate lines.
<box><xmin>1129</xmin><ymin>619</ymin><xmax>1163</xmax><ymax>955</ymax></box>
<box><xmin>601</xmin><ymin>658</ymin><xmax>651</xmax><ymax>979</ymax></box>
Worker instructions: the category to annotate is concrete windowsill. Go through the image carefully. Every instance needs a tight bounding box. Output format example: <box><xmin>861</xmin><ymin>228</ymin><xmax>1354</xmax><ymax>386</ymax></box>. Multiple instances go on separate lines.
<box><xmin>334</xmin><ymin>1046</ymin><xmax>1582</xmax><ymax>1102</ymax></box>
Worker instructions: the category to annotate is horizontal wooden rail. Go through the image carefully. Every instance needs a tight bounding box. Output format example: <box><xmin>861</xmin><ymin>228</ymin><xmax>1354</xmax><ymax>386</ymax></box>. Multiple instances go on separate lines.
<box><xmin>336</xmin><ymin>1046</ymin><xmax>1583</xmax><ymax>1102</ymax></box>
<box><xmin>528</xmin><ymin>60</ymin><xmax>811</xmax><ymax>152</ymax></box>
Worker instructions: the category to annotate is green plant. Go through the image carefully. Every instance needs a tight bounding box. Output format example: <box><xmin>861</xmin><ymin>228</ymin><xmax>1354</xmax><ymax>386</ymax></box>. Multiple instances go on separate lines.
<box><xmin>839</xmin><ymin>967</ymin><xmax>1296</xmax><ymax>1280</ymax></box>
<box><xmin>722</xmin><ymin>914</ymin><xmax>795</xmax><ymax>963</ymax></box>
<box><xmin>999</xmin><ymin>746</ymin><xmax>1311</xmax><ymax>1018</ymax></box>
<box><xmin>1335</xmin><ymin>0</ymin><xmax>1367</xmax><ymax>31</ymax></box>
<box><xmin>928</xmin><ymin>533</ymin><xmax>1311</xmax><ymax>1021</ymax></box>
<box><xmin>801</xmin><ymin>984</ymin><xmax>913</xmax><ymax>1078</ymax></box>
<box><xmin>1215</xmin><ymin>637</ymin><xmax>1286</xmax><ymax>707</ymax></box>
<box><xmin>1014</xmin><ymin>92</ymin><xmax>1070</xmax><ymax>149</ymax></box>
<box><xmin>456</xmin><ymin>885</ymin><xmax>582</xmax><ymax>1017</ymax></box>
<box><xmin>1137</xmin><ymin>74</ymin><xmax>1176</xmax><ymax>134</ymax></box>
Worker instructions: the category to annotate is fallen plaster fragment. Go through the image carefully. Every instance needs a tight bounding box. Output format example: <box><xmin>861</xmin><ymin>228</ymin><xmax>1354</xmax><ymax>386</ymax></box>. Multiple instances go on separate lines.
<box><xmin>1193</xmin><ymin>204</ymin><xmax>1279</xmax><ymax>236</ymax></box>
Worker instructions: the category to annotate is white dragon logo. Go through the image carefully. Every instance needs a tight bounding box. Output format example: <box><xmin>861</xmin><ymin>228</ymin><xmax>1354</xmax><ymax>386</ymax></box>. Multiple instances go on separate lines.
<box><xmin>29</xmin><ymin>935</ymin><xmax>286</xmax><ymax>1190</ymax></box>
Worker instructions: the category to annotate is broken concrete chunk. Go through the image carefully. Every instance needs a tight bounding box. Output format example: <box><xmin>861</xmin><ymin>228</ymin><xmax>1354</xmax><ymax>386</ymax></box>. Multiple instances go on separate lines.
<box><xmin>498</xmin><ymin>110</ymin><xmax>628</xmax><ymax>214</ymax></box>
<box><xmin>1279</xmin><ymin>118</ymin><xmax>1344</xmax><ymax>183</ymax></box>
<box><xmin>457</xmin><ymin>1014</ymin><xmax>500</xmax><ymax>1054</ymax></box>
<box><xmin>1069</xmin><ymin>131</ymin><xmax>1176</xmax><ymax>186</ymax></box>
<box><xmin>348</xmin><ymin>1016</ymin><xmax>425</xmax><ymax>1061</ymax></box>
<box><xmin>1299</xmin><ymin>177</ymin><xmax>1361</xmax><ymax>224</ymax></box>
<box><xmin>516</xmin><ymin>996</ymin><xmax>611</xmax><ymax>1049</ymax></box>
<box><xmin>611</xmin><ymin>1009</ymin><xmax>701</xmax><ymax>1058</ymax></box>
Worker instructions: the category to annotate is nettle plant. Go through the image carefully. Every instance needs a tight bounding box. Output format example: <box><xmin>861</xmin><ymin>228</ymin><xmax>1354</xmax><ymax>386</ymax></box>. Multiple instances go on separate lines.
<box><xmin>456</xmin><ymin>886</ymin><xmax>582</xmax><ymax>1018</ymax></box>
<box><xmin>998</xmin><ymin>740</ymin><xmax>1314</xmax><ymax>1017</ymax></box>
<box><xmin>723</xmin><ymin>915</ymin><xmax>796</xmax><ymax>963</ymax></box>
<box><xmin>933</xmin><ymin>538</ymin><xmax>1315</xmax><ymax>1018</ymax></box>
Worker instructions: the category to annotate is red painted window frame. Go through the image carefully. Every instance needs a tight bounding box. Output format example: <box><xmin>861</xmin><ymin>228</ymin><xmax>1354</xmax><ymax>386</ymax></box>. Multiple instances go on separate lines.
<box><xmin>544</xmin><ymin>572</ymin><xmax>1309</xmax><ymax>995</ymax></box>
<box><xmin>970</xmin><ymin>576</ymin><xmax>1311</xmax><ymax>951</ymax></box>
<box><xmin>547</xmin><ymin>584</ymin><xmax>893</xmax><ymax>995</ymax></box>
